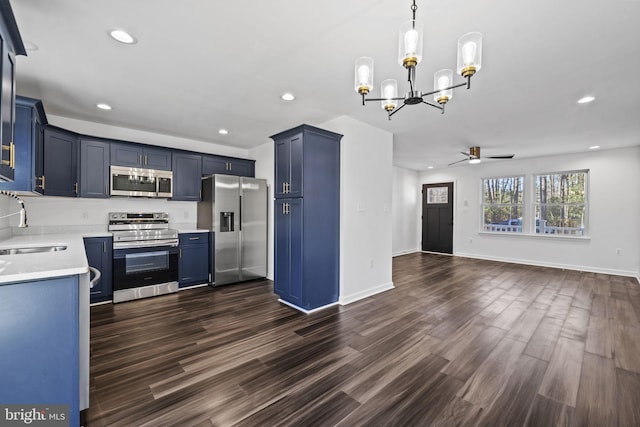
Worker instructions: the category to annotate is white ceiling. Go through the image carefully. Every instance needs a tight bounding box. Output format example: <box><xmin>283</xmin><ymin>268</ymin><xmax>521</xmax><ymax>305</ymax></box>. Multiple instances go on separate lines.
<box><xmin>10</xmin><ymin>0</ymin><xmax>640</xmax><ymax>171</ymax></box>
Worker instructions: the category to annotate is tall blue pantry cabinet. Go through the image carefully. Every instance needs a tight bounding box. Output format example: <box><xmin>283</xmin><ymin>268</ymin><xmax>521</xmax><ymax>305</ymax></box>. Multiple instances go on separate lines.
<box><xmin>271</xmin><ymin>124</ymin><xmax>342</xmax><ymax>312</ymax></box>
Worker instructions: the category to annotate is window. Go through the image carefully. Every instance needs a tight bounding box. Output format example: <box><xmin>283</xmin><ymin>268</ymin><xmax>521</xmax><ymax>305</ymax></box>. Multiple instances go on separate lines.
<box><xmin>482</xmin><ymin>176</ymin><xmax>524</xmax><ymax>233</ymax></box>
<box><xmin>535</xmin><ymin>170</ymin><xmax>588</xmax><ymax>236</ymax></box>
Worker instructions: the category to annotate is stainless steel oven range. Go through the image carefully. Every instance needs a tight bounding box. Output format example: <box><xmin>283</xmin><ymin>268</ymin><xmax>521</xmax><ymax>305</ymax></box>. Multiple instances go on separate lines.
<box><xmin>108</xmin><ymin>212</ymin><xmax>179</xmax><ymax>303</ymax></box>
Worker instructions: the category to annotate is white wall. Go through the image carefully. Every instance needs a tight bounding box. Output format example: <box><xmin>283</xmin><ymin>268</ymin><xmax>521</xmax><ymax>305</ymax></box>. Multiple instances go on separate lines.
<box><xmin>392</xmin><ymin>166</ymin><xmax>420</xmax><ymax>256</ymax></box>
<box><xmin>319</xmin><ymin>116</ymin><xmax>394</xmax><ymax>304</ymax></box>
<box><xmin>49</xmin><ymin>115</ymin><xmax>251</xmax><ymax>159</ymax></box>
<box><xmin>400</xmin><ymin>146</ymin><xmax>640</xmax><ymax>277</ymax></box>
<box><xmin>248</xmin><ymin>141</ymin><xmax>274</xmax><ymax>280</ymax></box>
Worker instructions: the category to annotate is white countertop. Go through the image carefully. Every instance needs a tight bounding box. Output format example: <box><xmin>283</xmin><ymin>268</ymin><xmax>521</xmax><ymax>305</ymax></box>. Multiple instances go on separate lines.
<box><xmin>0</xmin><ymin>233</ymin><xmax>89</xmax><ymax>285</ymax></box>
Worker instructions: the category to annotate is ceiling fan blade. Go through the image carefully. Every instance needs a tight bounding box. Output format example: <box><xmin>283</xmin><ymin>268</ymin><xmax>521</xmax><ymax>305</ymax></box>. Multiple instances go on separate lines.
<box><xmin>484</xmin><ymin>154</ymin><xmax>515</xmax><ymax>159</ymax></box>
<box><xmin>447</xmin><ymin>158</ymin><xmax>468</xmax><ymax>166</ymax></box>
<box><xmin>460</xmin><ymin>151</ymin><xmax>471</xmax><ymax>156</ymax></box>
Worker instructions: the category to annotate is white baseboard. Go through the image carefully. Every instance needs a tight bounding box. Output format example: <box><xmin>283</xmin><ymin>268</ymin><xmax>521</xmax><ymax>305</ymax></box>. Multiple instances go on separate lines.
<box><xmin>455</xmin><ymin>251</ymin><xmax>639</xmax><ymax>279</ymax></box>
<box><xmin>392</xmin><ymin>248</ymin><xmax>420</xmax><ymax>257</ymax></box>
<box><xmin>278</xmin><ymin>299</ymin><xmax>339</xmax><ymax>314</ymax></box>
<box><xmin>339</xmin><ymin>281</ymin><xmax>395</xmax><ymax>305</ymax></box>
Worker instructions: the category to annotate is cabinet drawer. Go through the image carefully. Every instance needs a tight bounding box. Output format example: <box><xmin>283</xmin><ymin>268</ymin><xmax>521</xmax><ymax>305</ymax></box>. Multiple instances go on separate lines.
<box><xmin>179</xmin><ymin>232</ymin><xmax>208</xmax><ymax>245</ymax></box>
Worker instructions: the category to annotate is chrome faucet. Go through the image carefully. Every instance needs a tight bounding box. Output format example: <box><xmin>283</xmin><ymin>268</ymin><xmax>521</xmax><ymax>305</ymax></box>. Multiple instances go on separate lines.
<box><xmin>0</xmin><ymin>191</ymin><xmax>28</xmax><ymax>228</ymax></box>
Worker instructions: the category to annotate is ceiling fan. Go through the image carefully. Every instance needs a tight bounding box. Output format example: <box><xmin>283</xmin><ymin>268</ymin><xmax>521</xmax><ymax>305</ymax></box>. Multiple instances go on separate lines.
<box><xmin>448</xmin><ymin>146</ymin><xmax>514</xmax><ymax>166</ymax></box>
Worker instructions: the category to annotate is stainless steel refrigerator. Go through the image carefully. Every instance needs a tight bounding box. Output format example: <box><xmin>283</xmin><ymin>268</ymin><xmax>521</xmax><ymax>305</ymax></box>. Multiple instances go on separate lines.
<box><xmin>197</xmin><ymin>175</ymin><xmax>267</xmax><ymax>285</ymax></box>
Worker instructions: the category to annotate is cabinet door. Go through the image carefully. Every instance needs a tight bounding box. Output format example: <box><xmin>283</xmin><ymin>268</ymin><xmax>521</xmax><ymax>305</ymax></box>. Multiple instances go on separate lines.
<box><xmin>274</xmin><ymin>133</ymin><xmax>303</xmax><ymax>198</ymax></box>
<box><xmin>143</xmin><ymin>147</ymin><xmax>171</xmax><ymax>170</ymax></box>
<box><xmin>172</xmin><ymin>152</ymin><xmax>202</xmax><ymax>201</ymax></box>
<box><xmin>229</xmin><ymin>159</ymin><xmax>254</xmax><ymax>177</ymax></box>
<box><xmin>84</xmin><ymin>237</ymin><xmax>113</xmax><ymax>303</ymax></box>
<box><xmin>0</xmin><ymin>102</ymin><xmax>30</xmax><ymax>191</ymax></box>
<box><xmin>110</xmin><ymin>142</ymin><xmax>142</xmax><ymax>167</ymax></box>
<box><xmin>0</xmin><ymin>41</ymin><xmax>15</xmax><ymax>181</ymax></box>
<box><xmin>274</xmin><ymin>198</ymin><xmax>303</xmax><ymax>304</ymax></box>
<box><xmin>80</xmin><ymin>138</ymin><xmax>110</xmax><ymax>198</ymax></box>
<box><xmin>202</xmin><ymin>155</ymin><xmax>229</xmax><ymax>176</ymax></box>
<box><xmin>179</xmin><ymin>245</ymin><xmax>209</xmax><ymax>287</ymax></box>
<box><xmin>43</xmin><ymin>127</ymin><xmax>78</xmax><ymax>197</ymax></box>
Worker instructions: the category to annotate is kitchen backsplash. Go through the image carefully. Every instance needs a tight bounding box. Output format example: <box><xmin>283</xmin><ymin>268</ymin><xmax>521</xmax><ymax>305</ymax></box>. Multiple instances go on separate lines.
<box><xmin>5</xmin><ymin>195</ymin><xmax>197</xmax><ymax>233</ymax></box>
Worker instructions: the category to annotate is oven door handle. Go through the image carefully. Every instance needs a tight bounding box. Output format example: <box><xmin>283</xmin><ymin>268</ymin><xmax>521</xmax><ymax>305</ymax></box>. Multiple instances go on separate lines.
<box><xmin>113</xmin><ymin>239</ymin><xmax>179</xmax><ymax>249</ymax></box>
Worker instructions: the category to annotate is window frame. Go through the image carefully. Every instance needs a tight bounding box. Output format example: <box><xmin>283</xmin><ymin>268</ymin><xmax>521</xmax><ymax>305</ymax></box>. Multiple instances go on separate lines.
<box><xmin>533</xmin><ymin>169</ymin><xmax>589</xmax><ymax>237</ymax></box>
<box><xmin>480</xmin><ymin>174</ymin><xmax>525</xmax><ymax>234</ymax></box>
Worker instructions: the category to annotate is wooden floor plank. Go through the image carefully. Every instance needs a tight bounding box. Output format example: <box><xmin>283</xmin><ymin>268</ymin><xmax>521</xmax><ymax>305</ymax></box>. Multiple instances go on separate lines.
<box><xmin>613</xmin><ymin>324</ymin><xmax>640</xmax><ymax>373</ymax></box>
<box><xmin>585</xmin><ymin>314</ymin><xmax>613</xmax><ymax>358</ymax></box>
<box><xmin>538</xmin><ymin>337</ymin><xmax>585</xmax><ymax>407</ymax></box>
<box><xmin>616</xmin><ymin>368</ymin><xmax>640</xmax><ymax>427</ymax></box>
<box><xmin>575</xmin><ymin>353</ymin><xmax>616</xmax><ymax>427</ymax></box>
<box><xmin>476</xmin><ymin>354</ymin><xmax>548</xmax><ymax>427</ymax></box>
<box><xmin>526</xmin><ymin>395</ymin><xmax>575</xmax><ymax>427</ymax></box>
<box><xmin>456</xmin><ymin>337</ymin><xmax>526</xmax><ymax>408</ymax></box>
<box><xmin>524</xmin><ymin>316</ymin><xmax>564</xmax><ymax>361</ymax></box>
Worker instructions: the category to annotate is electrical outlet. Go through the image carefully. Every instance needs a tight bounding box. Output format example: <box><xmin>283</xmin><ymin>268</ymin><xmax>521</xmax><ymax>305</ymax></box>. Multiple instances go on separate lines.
<box><xmin>184</xmin><ymin>211</ymin><xmax>189</xmax><ymax>219</ymax></box>
<box><xmin>616</xmin><ymin>248</ymin><xmax>622</xmax><ymax>255</ymax></box>
<box><xmin>82</xmin><ymin>211</ymin><xmax>88</xmax><ymax>220</ymax></box>
<box><xmin>369</xmin><ymin>259</ymin><xmax>374</xmax><ymax>269</ymax></box>
<box><xmin>469</xmin><ymin>238</ymin><xmax>473</xmax><ymax>244</ymax></box>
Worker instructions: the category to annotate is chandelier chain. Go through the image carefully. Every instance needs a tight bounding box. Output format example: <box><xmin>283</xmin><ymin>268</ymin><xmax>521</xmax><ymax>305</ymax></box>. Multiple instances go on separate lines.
<box><xmin>411</xmin><ymin>0</ymin><xmax>417</xmax><ymax>25</ymax></box>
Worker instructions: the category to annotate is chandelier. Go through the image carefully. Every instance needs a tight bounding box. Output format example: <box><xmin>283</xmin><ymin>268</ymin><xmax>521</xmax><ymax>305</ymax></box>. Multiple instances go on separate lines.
<box><xmin>354</xmin><ymin>0</ymin><xmax>482</xmax><ymax>119</ymax></box>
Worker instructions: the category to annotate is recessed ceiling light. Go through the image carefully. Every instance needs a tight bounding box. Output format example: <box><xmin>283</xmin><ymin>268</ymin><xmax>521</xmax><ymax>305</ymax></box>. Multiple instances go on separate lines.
<box><xmin>218</xmin><ymin>129</ymin><xmax>229</xmax><ymax>135</ymax></box>
<box><xmin>577</xmin><ymin>96</ymin><xmax>595</xmax><ymax>104</ymax></box>
<box><xmin>109</xmin><ymin>29</ymin><xmax>137</xmax><ymax>44</ymax></box>
<box><xmin>589</xmin><ymin>145</ymin><xmax>600</xmax><ymax>150</ymax></box>
<box><xmin>96</xmin><ymin>103</ymin><xmax>112</xmax><ymax>110</ymax></box>
<box><xmin>427</xmin><ymin>166</ymin><xmax>434</xmax><ymax>169</ymax></box>
<box><xmin>281</xmin><ymin>93</ymin><xmax>295</xmax><ymax>101</ymax></box>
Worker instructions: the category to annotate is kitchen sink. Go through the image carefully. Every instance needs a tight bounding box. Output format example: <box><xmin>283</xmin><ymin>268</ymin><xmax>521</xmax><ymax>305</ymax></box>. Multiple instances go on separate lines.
<box><xmin>0</xmin><ymin>245</ymin><xmax>67</xmax><ymax>255</ymax></box>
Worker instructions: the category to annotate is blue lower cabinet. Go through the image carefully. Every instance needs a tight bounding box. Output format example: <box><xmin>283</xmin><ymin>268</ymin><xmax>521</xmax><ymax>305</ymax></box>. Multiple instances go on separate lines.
<box><xmin>0</xmin><ymin>276</ymin><xmax>80</xmax><ymax>426</ymax></box>
<box><xmin>83</xmin><ymin>237</ymin><xmax>113</xmax><ymax>303</ymax></box>
<box><xmin>179</xmin><ymin>232</ymin><xmax>209</xmax><ymax>288</ymax></box>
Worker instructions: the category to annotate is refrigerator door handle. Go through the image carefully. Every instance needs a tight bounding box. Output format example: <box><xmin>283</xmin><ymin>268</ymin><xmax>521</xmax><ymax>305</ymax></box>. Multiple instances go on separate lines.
<box><xmin>239</xmin><ymin>195</ymin><xmax>242</xmax><ymax>231</ymax></box>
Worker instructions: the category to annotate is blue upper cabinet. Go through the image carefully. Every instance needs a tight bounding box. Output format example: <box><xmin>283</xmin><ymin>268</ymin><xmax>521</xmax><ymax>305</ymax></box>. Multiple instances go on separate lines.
<box><xmin>172</xmin><ymin>151</ymin><xmax>202</xmax><ymax>201</ymax></box>
<box><xmin>0</xmin><ymin>96</ymin><xmax>47</xmax><ymax>193</ymax></box>
<box><xmin>273</xmin><ymin>131</ymin><xmax>303</xmax><ymax>198</ymax></box>
<box><xmin>43</xmin><ymin>126</ymin><xmax>79</xmax><ymax>197</ymax></box>
<box><xmin>111</xmin><ymin>142</ymin><xmax>171</xmax><ymax>170</ymax></box>
<box><xmin>80</xmin><ymin>137</ymin><xmax>110</xmax><ymax>198</ymax></box>
<box><xmin>202</xmin><ymin>154</ymin><xmax>255</xmax><ymax>177</ymax></box>
<box><xmin>0</xmin><ymin>0</ymin><xmax>26</xmax><ymax>182</ymax></box>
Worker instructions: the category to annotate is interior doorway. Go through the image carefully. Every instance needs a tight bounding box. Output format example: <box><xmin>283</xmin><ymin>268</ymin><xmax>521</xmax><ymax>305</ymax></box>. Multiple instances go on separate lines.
<box><xmin>421</xmin><ymin>182</ymin><xmax>454</xmax><ymax>254</ymax></box>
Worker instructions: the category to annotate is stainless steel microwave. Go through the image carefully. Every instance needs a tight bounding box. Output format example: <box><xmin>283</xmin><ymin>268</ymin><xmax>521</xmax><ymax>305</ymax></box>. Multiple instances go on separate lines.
<box><xmin>110</xmin><ymin>165</ymin><xmax>173</xmax><ymax>198</ymax></box>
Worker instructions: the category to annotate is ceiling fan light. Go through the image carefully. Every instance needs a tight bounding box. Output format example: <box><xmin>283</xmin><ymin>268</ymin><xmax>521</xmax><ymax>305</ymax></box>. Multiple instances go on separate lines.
<box><xmin>354</xmin><ymin>57</ymin><xmax>374</xmax><ymax>95</ymax></box>
<box><xmin>398</xmin><ymin>20</ymin><xmax>423</xmax><ymax>68</ymax></box>
<box><xmin>469</xmin><ymin>158</ymin><xmax>481</xmax><ymax>164</ymax></box>
<box><xmin>457</xmin><ymin>32</ymin><xmax>482</xmax><ymax>77</ymax></box>
<box><xmin>433</xmin><ymin>69</ymin><xmax>453</xmax><ymax>104</ymax></box>
<box><xmin>381</xmin><ymin>79</ymin><xmax>398</xmax><ymax>111</ymax></box>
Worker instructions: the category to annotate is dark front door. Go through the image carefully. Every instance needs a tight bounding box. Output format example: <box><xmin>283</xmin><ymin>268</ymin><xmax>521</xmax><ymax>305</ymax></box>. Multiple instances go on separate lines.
<box><xmin>422</xmin><ymin>182</ymin><xmax>454</xmax><ymax>254</ymax></box>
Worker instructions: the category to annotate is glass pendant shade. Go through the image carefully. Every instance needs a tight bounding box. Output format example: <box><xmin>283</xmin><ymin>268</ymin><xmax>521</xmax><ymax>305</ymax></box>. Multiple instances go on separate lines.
<box><xmin>354</xmin><ymin>57</ymin><xmax>374</xmax><ymax>94</ymax></box>
<box><xmin>457</xmin><ymin>32</ymin><xmax>483</xmax><ymax>77</ymax></box>
<box><xmin>398</xmin><ymin>20</ymin><xmax>423</xmax><ymax>68</ymax></box>
<box><xmin>380</xmin><ymin>79</ymin><xmax>398</xmax><ymax>111</ymax></box>
<box><xmin>433</xmin><ymin>69</ymin><xmax>453</xmax><ymax>104</ymax></box>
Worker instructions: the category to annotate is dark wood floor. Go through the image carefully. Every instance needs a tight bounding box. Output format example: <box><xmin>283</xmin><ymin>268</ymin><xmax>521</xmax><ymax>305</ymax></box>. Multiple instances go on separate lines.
<box><xmin>87</xmin><ymin>253</ymin><xmax>640</xmax><ymax>426</ymax></box>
